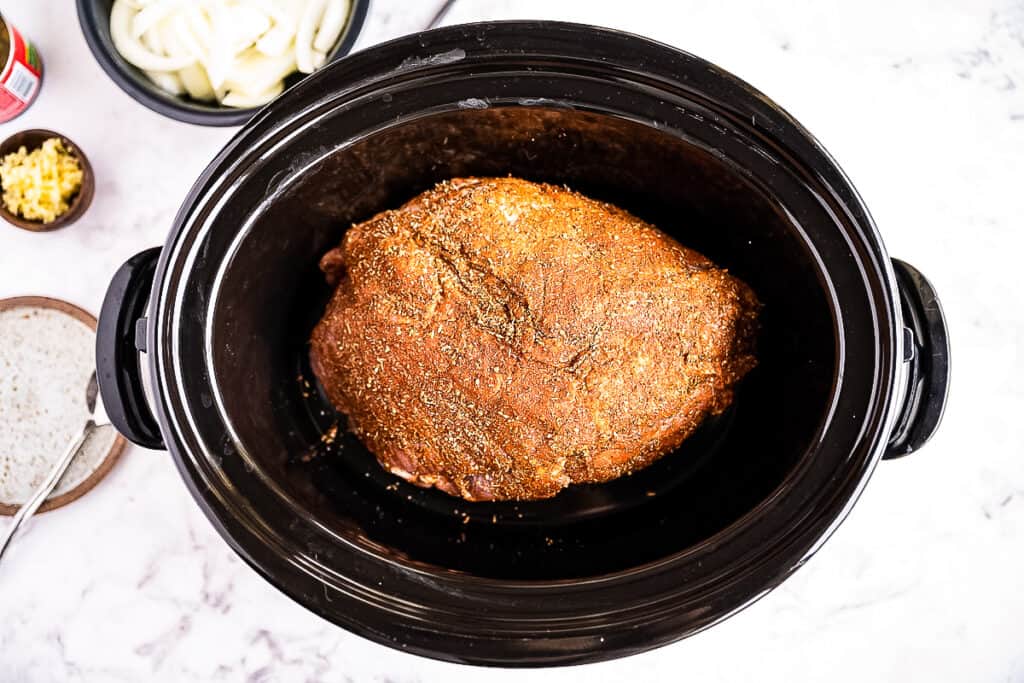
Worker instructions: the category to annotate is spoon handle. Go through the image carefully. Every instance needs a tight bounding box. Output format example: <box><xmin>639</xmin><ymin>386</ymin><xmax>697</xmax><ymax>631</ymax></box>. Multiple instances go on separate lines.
<box><xmin>427</xmin><ymin>0</ymin><xmax>457</xmax><ymax>28</ymax></box>
<box><xmin>0</xmin><ymin>423</ymin><xmax>92</xmax><ymax>564</ymax></box>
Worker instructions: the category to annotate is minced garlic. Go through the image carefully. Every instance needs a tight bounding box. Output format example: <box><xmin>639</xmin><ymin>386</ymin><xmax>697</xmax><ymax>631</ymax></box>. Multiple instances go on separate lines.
<box><xmin>0</xmin><ymin>138</ymin><xmax>83</xmax><ymax>223</ymax></box>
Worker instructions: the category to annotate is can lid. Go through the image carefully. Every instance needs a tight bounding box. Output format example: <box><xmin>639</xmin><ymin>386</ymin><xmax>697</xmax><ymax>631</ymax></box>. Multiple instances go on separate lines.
<box><xmin>0</xmin><ymin>297</ymin><xmax>126</xmax><ymax>515</ymax></box>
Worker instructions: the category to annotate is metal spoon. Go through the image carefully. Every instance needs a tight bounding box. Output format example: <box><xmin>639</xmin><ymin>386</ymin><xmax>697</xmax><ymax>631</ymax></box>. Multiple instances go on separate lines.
<box><xmin>427</xmin><ymin>0</ymin><xmax>458</xmax><ymax>29</ymax></box>
<box><xmin>0</xmin><ymin>372</ymin><xmax>104</xmax><ymax>563</ymax></box>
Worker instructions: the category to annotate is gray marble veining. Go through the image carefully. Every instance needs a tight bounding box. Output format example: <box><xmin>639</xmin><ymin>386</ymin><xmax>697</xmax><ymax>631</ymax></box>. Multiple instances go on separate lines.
<box><xmin>1</xmin><ymin>0</ymin><xmax>1022</xmax><ymax>681</ymax></box>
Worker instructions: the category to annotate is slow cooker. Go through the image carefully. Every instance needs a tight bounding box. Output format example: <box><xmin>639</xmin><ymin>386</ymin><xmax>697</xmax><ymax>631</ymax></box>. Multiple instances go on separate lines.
<box><xmin>95</xmin><ymin>22</ymin><xmax>950</xmax><ymax>666</ymax></box>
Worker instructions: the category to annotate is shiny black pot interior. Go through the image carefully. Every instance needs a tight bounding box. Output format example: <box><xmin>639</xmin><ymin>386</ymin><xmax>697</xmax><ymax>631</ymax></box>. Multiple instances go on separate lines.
<box><xmin>211</xmin><ymin>106</ymin><xmax>835</xmax><ymax>579</ymax></box>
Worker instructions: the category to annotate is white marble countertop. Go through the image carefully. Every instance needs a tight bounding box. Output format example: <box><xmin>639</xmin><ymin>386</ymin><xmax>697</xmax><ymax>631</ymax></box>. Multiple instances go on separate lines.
<box><xmin>1</xmin><ymin>0</ymin><xmax>1022</xmax><ymax>681</ymax></box>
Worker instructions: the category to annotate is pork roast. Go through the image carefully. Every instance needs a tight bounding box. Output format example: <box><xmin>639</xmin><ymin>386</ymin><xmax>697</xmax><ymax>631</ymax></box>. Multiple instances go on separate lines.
<box><xmin>310</xmin><ymin>177</ymin><xmax>758</xmax><ymax>501</ymax></box>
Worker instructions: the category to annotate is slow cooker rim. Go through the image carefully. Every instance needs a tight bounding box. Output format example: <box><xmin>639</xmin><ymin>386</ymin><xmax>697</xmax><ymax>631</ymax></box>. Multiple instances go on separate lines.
<box><xmin>145</xmin><ymin>21</ymin><xmax>904</xmax><ymax>663</ymax></box>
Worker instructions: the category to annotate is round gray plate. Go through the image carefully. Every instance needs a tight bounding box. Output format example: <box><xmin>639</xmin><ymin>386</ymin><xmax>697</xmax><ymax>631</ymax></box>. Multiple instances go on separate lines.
<box><xmin>0</xmin><ymin>297</ymin><xmax>125</xmax><ymax>515</ymax></box>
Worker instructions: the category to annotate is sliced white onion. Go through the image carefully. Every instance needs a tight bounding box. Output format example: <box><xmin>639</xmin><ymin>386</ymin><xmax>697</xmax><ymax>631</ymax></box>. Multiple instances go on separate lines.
<box><xmin>295</xmin><ymin>0</ymin><xmax>328</xmax><ymax>74</ymax></box>
<box><xmin>313</xmin><ymin>0</ymin><xmax>349</xmax><ymax>53</ymax></box>
<box><xmin>250</xmin><ymin>0</ymin><xmax>298</xmax><ymax>56</ymax></box>
<box><xmin>227</xmin><ymin>3</ymin><xmax>273</xmax><ymax>52</ymax></box>
<box><xmin>111</xmin><ymin>0</ymin><xmax>195</xmax><ymax>72</ymax></box>
<box><xmin>224</xmin><ymin>48</ymin><xmax>297</xmax><ymax>97</ymax></box>
<box><xmin>156</xmin><ymin>15</ymin><xmax>216</xmax><ymax>101</ymax></box>
<box><xmin>178</xmin><ymin>64</ymin><xmax>217</xmax><ymax>101</ymax></box>
<box><xmin>145</xmin><ymin>69</ymin><xmax>185</xmax><ymax>95</ymax></box>
<box><xmin>203</xmin><ymin>2</ymin><xmax>235</xmax><ymax>90</ymax></box>
<box><xmin>182</xmin><ymin>6</ymin><xmax>213</xmax><ymax>57</ymax></box>
<box><xmin>221</xmin><ymin>80</ymin><xmax>284</xmax><ymax>108</ymax></box>
<box><xmin>110</xmin><ymin>0</ymin><xmax>348</xmax><ymax>109</ymax></box>
<box><xmin>131</xmin><ymin>0</ymin><xmax>181</xmax><ymax>39</ymax></box>
<box><xmin>170</xmin><ymin>12</ymin><xmax>206</xmax><ymax>62</ymax></box>
<box><xmin>139</xmin><ymin>19</ymin><xmax>165</xmax><ymax>54</ymax></box>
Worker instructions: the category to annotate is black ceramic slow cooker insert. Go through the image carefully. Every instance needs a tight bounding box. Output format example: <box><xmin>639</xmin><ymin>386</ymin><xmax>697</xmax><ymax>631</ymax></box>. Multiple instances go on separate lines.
<box><xmin>96</xmin><ymin>22</ymin><xmax>951</xmax><ymax>666</ymax></box>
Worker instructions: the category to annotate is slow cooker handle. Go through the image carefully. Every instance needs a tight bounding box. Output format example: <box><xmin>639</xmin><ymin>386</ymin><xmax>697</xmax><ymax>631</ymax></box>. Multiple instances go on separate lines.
<box><xmin>96</xmin><ymin>248</ymin><xmax>166</xmax><ymax>450</ymax></box>
<box><xmin>884</xmin><ymin>259</ymin><xmax>950</xmax><ymax>459</ymax></box>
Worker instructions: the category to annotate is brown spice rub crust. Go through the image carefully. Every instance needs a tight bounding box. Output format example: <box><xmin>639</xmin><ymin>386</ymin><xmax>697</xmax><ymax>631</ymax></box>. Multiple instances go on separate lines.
<box><xmin>310</xmin><ymin>177</ymin><xmax>758</xmax><ymax>501</ymax></box>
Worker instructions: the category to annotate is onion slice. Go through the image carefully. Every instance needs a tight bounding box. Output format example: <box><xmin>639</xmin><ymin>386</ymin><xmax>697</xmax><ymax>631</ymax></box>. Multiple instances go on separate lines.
<box><xmin>313</xmin><ymin>0</ymin><xmax>350</xmax><ymax>53</ymax></box>
<box><xmin>110</xmin><ymin>0</ymin><xmax>196</xmax><ymax>72</ymax></box>
<box><xmin>295</xmin><ymin>0</ymin><xmax>328</xmax><ymax>74</ymax></box>
<box><xmin>110</xmin><ymin>0</ymin><xmax>349</xmax><ymax>108</ymax></box>
<box><xmin>221</xmin><ymin>81</ymin><xmax>284</xmax><ymax>108</ymax></box>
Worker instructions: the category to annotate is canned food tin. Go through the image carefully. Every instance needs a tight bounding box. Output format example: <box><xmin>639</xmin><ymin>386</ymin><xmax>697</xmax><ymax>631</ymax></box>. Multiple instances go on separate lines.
<box><xmin>0</xmin><ymin>14</ymin><xmax>42</xmax><ymax>123</ymax></box>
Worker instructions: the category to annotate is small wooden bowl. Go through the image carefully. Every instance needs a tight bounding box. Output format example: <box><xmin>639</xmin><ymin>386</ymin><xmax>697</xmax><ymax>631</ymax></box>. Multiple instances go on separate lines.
<box><xmin>0</xmin><ymin>129</ymin><xmax>95</xmax><ymax>232</ymax></box>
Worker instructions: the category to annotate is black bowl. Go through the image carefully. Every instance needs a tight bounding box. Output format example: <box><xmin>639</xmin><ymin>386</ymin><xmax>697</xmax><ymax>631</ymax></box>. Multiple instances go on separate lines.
<box><xmin>76</xmin><ymin>0</ymin><xmax>369</xmax><ymax>126</ymax></box>
<box><xmin>95</xmin><ymin>22</ymin><xmax>950</xmax><ymax>665</ymax></box>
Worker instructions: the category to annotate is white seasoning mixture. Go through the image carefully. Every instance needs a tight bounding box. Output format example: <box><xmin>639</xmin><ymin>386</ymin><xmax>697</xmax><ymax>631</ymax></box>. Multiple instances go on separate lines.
<box><xmin>0</xmin><ymin>304</ymin><xmax>118</xmax><ymax>508</ymax></box>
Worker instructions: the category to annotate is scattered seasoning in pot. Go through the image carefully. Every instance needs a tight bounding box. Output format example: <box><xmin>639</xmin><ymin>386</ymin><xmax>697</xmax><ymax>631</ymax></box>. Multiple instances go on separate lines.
<box><xmin>0</xmin><ymin>13</ymin><xmax>43</xmax><ymax>123</ymax></box>
<box><xmin>0</xmin><ymin>138</ymin><xmax>83</xmax><ymax>224</ymax></box>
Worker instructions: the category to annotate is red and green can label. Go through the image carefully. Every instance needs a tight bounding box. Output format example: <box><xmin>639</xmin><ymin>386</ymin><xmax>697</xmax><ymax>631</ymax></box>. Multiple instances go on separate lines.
<box><xmin>0</xmin><ymin>18</ymin><xmax>43</xmax><ymax>122</ymax></box>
